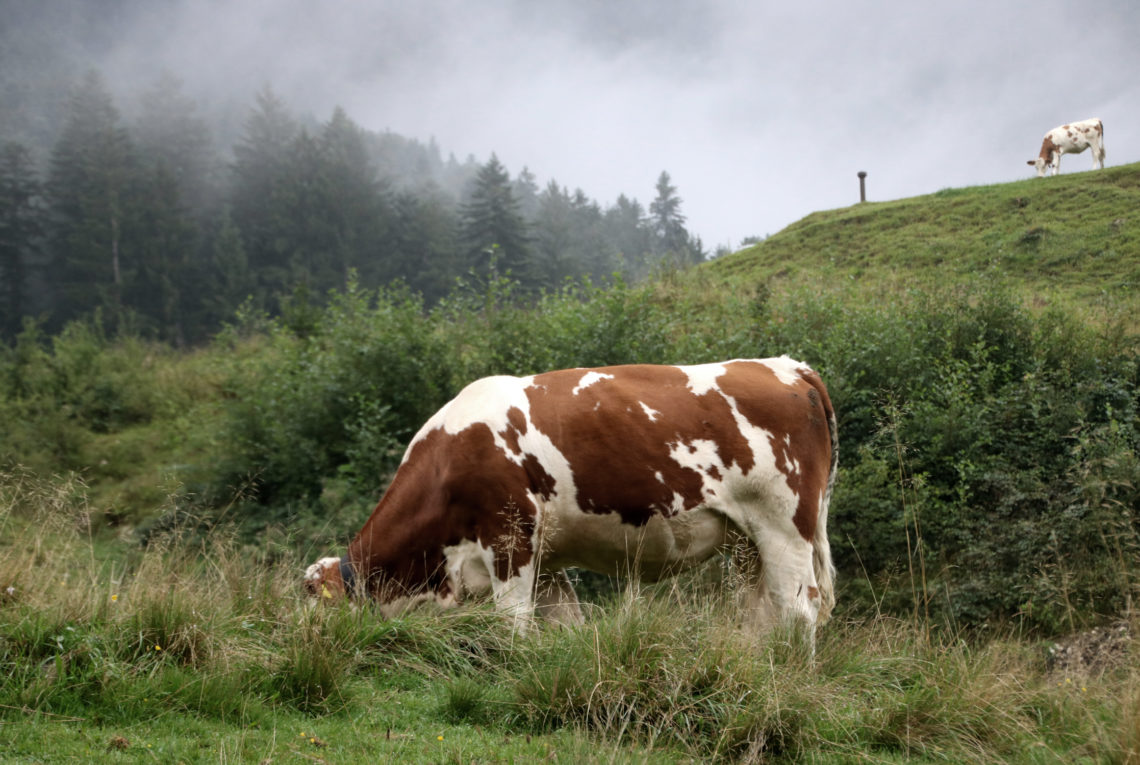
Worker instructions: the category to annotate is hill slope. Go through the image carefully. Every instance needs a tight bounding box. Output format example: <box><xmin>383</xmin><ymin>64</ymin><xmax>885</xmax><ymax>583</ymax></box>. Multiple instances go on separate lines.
<box><xmin>706</xmin><ymin>162</ymin><xmax>1140</xmax><ymax>316</ymax></box>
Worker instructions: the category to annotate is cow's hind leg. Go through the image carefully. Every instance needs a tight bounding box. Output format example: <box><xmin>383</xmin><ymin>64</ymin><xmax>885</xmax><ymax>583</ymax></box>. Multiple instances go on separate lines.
<box><xmin>737</xmin><ymin>522</ymin><xmax>821</xmax><ymax>649</ymax></box>
<box><xmin>534</xmin><ymin>570</ymin><xmax>584</xmax><ymax>626</ymax></box>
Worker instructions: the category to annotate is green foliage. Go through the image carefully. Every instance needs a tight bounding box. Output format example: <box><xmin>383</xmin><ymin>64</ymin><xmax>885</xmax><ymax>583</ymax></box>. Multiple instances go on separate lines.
<box><xmin>212</xmin><ymin>278</ymin><xmax>450</xmax><ymax>510</ymax></box>
<box><xmin>0</xmin><ymin>318</ymin><xmax>166</xmax><ymax>473</ymax></box>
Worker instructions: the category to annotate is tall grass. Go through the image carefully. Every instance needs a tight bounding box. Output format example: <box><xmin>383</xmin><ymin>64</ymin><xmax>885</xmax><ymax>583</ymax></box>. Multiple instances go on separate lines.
<box><xmin>1</xmin><ymin>470</ymin><xmax>1136</xmax><ymax>762</ymax></box>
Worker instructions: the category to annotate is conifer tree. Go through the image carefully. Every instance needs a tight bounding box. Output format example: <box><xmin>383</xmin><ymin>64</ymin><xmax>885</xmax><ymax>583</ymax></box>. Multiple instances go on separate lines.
<box><xmin>230</xmin><ymin>86</ymin><xmax>298</xmax><ymax>305</ymax></box>
<box><xmin>315</xmin><ymin>107</ymin><xmax>390</xmax><ymax>289</ymax></box>
<box><xmin>45</xmin><ymin>70</ymin><xmax>135</xmax><ymax>326</ymax></box>
<box><xmin>130</xmin><ymin>75</ymin><xmax>214</xmax><ymax>342</ymax></box>
<box><xmin>0</xmin><ymin>141</ymin><xmax>43</xmax><ymax>337</ymax></box>
<box><xmin>459</xmin><ymin>154</ymin><xmax>532</xmax><ymax>285</ymax></box>
<box><xmin>649</xmin><ymin>170</ymin><xmax>693</xmax><ymax>265</ymax></box>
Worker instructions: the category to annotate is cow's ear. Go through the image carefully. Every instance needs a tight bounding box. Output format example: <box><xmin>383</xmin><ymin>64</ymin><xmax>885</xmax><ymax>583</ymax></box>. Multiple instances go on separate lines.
<box><xmin>1026</xmin><ymin>160</ymin><xmax>1035</xmax><ymax>165</ymax></box>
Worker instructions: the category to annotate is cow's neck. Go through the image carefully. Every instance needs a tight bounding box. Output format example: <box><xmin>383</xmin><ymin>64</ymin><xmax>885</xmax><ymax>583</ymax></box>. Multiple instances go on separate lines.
<box><xmin>345</xmin><ymin>464</ymin><xmax>452</xmax><ymax>598</ymax></box>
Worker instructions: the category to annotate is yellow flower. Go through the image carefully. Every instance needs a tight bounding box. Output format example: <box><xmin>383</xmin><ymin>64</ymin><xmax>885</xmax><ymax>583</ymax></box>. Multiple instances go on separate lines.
<box><xmin>111</xmin><ymin>594</ymin><xmax>118</xmax><ymax>602</ymax></box>
<box><xmin>437</xmin><ymin>735</ymin><xmax>444</xmax><ymax>741</ymax></box>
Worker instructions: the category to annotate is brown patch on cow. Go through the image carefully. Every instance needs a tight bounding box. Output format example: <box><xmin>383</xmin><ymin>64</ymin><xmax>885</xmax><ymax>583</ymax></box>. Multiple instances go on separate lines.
<box><xmin>522</xmin><ymin>452</ymin><xmax>557</xmax><ymax>501</ymax></box>
<box><xmin>500</xmin><ymin>406</ymin><xmax>528</xmax><ymax>455</ymax></box>
<box><xmin>526</xmin><ymin>365</ymin><xmax>754</xmax><ymax>526</ymax></box>
<box><xmin>808</xmin><ymin>585</ymin><xmax>820</xmax><ymax>600</ymax></box>
<box><xmin>347</xmin><ymin>422</ymin><xmax>539</xmax><ymax>601</ymax></box>
<box><xmin>1039</xmin><ymin>136</ymin><xmax>1058</xmax><ymax>161</ymax></box>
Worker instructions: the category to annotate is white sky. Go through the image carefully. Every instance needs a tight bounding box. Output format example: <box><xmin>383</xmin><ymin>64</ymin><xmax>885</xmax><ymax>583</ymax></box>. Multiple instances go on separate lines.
<box><xmin>94</xmin><ymin>0</ymin><xmax>1140</xmax><ymax>251</ymax></box>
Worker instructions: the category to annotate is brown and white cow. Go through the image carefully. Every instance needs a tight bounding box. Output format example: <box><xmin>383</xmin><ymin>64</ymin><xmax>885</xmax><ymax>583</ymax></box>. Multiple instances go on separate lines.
<box><xmin>305</xmin><ymin>357</ymin><xmax>837</xmax><ymax>641</ymax></box>
<box><xmin>1028</xmin><ymin>118</ymin><xmax>1105</xmax><ymax>177</ymax></box>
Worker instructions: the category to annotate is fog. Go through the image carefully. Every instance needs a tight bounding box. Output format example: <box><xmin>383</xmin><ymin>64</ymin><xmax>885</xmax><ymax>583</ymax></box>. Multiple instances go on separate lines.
<box><xmin>20</xmin><ymin>0</ymin><xmax>1140</xmax><ymax>250</ymax></box>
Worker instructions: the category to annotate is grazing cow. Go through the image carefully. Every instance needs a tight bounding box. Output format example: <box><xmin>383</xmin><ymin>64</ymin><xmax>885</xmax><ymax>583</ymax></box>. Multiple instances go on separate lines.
<box><xmin>305</xmin><ymin>357</ymin><xmax>837</xmax><ymax>641</ymax></box>
<box><xmin>1028</xmin><ymin>118</ymin><xmax>1105</xmax><ymax>177</ymax></box>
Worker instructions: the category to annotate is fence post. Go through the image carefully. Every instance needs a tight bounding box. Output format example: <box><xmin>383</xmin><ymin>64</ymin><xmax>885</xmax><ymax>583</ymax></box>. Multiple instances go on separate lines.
<box><xmin>857</xmin><ymin>171</ymin><xmax>867</xmax><ymax>203</ymax></box>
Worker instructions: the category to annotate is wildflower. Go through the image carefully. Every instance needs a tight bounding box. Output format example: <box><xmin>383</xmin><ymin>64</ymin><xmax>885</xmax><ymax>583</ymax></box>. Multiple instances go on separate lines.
<box><xmin>111</xmin><ymin>594</ymin><xmax>118</xmax><ymax>602</ymax></box>
<box><xmin>437</xmin><ymin>735</ymin><xmax>444</xmax><ymax>741</ymax></box>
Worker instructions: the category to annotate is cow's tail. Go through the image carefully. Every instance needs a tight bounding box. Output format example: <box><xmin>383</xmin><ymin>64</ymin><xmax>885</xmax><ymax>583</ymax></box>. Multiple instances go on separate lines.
<box><xmin>1097</xmin><ymin>119</ymin><xmax>1107</xmax><ymax>163</ymax></box>
<box><xmin>806</xmin><ymin>368</ymin><xmax>838</xmax><ymax>624</ymax></box>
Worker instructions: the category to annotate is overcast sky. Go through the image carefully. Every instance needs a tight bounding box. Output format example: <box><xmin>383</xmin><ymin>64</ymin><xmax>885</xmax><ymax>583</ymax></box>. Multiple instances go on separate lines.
<box><xmin>83</xmin><ymin>0</ymin><xmax>1140</xmax><ymax>249</ymax></box>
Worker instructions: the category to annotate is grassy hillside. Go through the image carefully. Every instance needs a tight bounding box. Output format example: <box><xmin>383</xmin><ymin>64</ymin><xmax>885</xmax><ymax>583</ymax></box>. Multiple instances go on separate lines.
<box><xmin>706</xmin><ymin>162</ymin><xmax>1140</xmax><ymax>319</ymax></box>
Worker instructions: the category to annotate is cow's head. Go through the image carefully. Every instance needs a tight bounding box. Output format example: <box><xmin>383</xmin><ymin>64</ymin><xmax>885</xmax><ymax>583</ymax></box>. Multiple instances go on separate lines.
<box><xmin>303</xmin><ymin>556</ymin><xmax>350</xmax><ymax>601</ymax></box>
<box><xmin>1027</xmin><ymin>157</ymin><xmax>1051</xmax><ymax>177</ymax></box>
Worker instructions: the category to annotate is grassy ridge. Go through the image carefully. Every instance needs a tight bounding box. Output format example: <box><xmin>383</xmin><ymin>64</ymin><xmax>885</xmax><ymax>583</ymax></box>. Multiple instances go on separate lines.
<box><xmin>707</xmin><ymin>162</ymin><xmax>1140</xmax><ymax>319</ymax></box>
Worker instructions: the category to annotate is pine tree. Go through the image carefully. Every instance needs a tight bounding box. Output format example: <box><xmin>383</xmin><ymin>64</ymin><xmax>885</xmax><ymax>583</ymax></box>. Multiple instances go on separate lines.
<box><xmin>127</xmin><ymin>161</ymin><xmax>196</xmax><ymax>343</ymax></box>
<box><xmin>533</xmin><ymin>181</ymin><xmax>573</xmax><ymax>283</ymax></box>
<box><xmin>0</xmin><ymin>141</ymin><xmax>43</xmax><ymax>337</ymax></box>
<box><xmin>230</xmin><ymin>86</ymin><xmax>299</xmax><ymax>305</ymax></box>
<box><xmin>604</xmin><ymin>194</ymin><xmax>654</xmax><ymax>280</ymax></box>
<box><xmin>459</xmin><ymin>154</ymin><xmax>532</xmax><ymax>285</ymax></box>
<box><xmin>202</xmin><ymin>210</ymin><xmax>254</xmax><ymax>328</ymax></box>
<box><xmin>130</xmin><ymin>75</ymin><xmax>215</xmax><ymax>342</ymax></box>
<box><xmin>134</xmin><ymin>74</ymin><xmax>215</xmax><ymax>218</ymax></box>
<box><xmin>389</xmin><ymin>187</ymin><xmax>459</xmax><ymax>303</ymax></box>
<box><xmin>649</xmin><ymin>170</ymin><xmax>692</xmax><ymax>264</ymax></box>
<box><xmin>45</xmin><ymin>70</ymin><xmax>135</xmax><ymax>327</ymax></box>
<box><xmin>315</xmin><ymin>107</ymin><xmax>390</xmax><ymax>290</ymax></box>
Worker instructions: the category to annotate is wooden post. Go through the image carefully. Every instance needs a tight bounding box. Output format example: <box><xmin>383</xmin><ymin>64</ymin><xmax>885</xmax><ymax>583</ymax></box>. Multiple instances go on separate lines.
<box><xmin>857</xmin><ymin>171</ymin><xmax>867</xmax><ymax>203</ymax></box>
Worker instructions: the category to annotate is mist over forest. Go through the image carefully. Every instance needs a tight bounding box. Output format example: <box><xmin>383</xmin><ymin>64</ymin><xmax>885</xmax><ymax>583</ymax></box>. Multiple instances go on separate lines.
<box><xmin>0</xmin><ymin>0</ymin><xmax>709</xmax><ymax>345</ymax></box>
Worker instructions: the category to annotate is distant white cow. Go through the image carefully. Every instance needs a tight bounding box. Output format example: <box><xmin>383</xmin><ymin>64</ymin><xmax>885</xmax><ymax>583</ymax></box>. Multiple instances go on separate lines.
<box><xmin>1028</xmin><ymin>118</ymin><xmax>1105</xmax><ymax>177</ymax></box>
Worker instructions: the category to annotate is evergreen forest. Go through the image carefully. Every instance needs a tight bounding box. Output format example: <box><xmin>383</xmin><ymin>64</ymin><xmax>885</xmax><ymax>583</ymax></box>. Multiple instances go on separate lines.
<box><xmin>1</xmin><ymin>68</ymin><xmax>706</xmax><ymax>345</ymax></box>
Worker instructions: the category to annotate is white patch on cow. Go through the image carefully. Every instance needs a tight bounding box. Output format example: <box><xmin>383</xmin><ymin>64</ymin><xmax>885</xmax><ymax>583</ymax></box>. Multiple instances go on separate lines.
<box><xmin>668</xmin><ymin>438</ymin><xmax>726</xmax><ymax>499</ymax></box>
<box><xmin>760</xmin><ymin>355</ymin><xmax>810</xmax><ymax>386</ymax></box>
<box><xmin>572</xmin><ymin>371</ymin><xmax>614</xmax><ymax>395</ymax></box>
<box><xmin>304</xmin><ymin>556</ymin><xmax>340</xmax><ymax>582</ymax></box>
<box><xmin>640</xmin><ymin>401</ymin><xmax>660</xmax><ymax>421</ymax></box>
<box><xmin>680</xmin><ymin>362</ymin><xmax>727</xmax><ymax>396</ymax></box>
<box><xmin>415</xmin><ymin>375</ymin><xmax>532</xmax><ymax>441</ymax></box>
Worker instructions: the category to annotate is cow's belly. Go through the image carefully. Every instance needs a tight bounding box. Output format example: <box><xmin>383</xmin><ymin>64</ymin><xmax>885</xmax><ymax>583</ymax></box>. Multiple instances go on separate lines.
<box><xmin>540</xmin><ymin>504</ymin><xmax>738</xmax><ymax>581</ymax></box>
